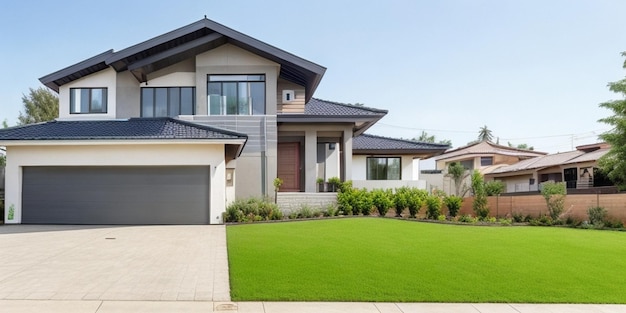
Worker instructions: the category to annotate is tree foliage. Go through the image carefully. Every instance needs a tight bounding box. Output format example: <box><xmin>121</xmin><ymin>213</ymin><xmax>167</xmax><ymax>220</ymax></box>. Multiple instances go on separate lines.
<box><xmin>477</xmin><ymin>125</ymin><xmax>493</xmax><ymax>142</ymax></box>
<box><xmin>540</xmin><ymin>181</ymin><xmax>566</xmax><ymax>220</ymax></box>
<box><xmin>446</xmin><ymin>162</ymin><xmax>469</xmax><ymax>196</ymax></box>
<box><xmin>414</xmin><ymin>131</ymin><xmax>452</xmax><ymax>146</ymax></box>
<box><xmin>18</xmin><ymin>87</ymin><xmax>59</xmax><ymax>125</ymax></box>
<box><xmin>598</xmin><ymin>52</ymin><xmax>626</xmax><ymax>190</ymax></box>
<box><xmin>508</xmin><ymin>142</ymin><xmax>534</xmax><ymax>150</ymax></box>
<box><xmin>484</xmin><ymin>180</ymin><xmax>505</xmax><ymax>196</ymax></box>
<box><xmin>470</xmin><ymin>170</ymin><xmax>489</xmax><ymax>219</ymax></box>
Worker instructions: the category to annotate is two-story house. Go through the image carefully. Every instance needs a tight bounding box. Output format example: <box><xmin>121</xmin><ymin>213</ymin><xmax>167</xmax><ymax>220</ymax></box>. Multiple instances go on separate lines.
<box><xmin>0</xmin><ymin>18</ymin><xmax>447</xmax><ymax>225</ymax></box>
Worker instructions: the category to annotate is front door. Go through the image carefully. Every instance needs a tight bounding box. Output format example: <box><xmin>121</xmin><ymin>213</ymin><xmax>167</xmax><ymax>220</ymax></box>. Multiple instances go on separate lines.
<box><xmin>277</xmin><ymin>142</ymin><xmax>300</xmax><ymax>191</ymax></box>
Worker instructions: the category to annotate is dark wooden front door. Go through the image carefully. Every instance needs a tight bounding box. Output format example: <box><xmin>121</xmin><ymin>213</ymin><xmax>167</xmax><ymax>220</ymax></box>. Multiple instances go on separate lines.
<box><xmin>277</xmin><ymin>142</ymin><xmax>300</xmax><ymax>191</ymax></box>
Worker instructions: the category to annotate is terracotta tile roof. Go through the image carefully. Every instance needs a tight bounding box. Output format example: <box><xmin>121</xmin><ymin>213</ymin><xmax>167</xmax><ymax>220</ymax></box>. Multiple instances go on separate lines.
<box><xmin>0</xmin><ymin>118</ymin><xmax>247</xmax><ymax>141</ymax></box>
<box><xmin>435</xmin><ymin>141</ymin><xmax>546</xmax><ymax>161</ymax></box>
<box><xmin>488</xmin><ymin>148</ymin><xmax>609</xmax><ymax>174</ymax></box>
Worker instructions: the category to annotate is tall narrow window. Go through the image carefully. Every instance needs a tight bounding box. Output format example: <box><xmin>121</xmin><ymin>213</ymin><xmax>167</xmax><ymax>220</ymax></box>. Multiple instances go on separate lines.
<box><xmin>366</xmin><ymin>157</ymin><xmax>401</xmax><ymax>180</ymax></box>
<box><xmin>141</xmin><ymin>87</ymin><xmax>195</xmax><ymax>117</ymax></box>
<box><xmin>208</xmin><ymin>75</ymin><xmax>265</xmax><ymax>115</ymax></box>
<box><xmin>70</xmin><ymin>88</ymin><xmax>107</xmax><ymax>114</ymax></box>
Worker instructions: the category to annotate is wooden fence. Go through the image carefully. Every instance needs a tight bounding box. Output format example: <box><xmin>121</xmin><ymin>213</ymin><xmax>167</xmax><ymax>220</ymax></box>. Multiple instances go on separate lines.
<box><xmin>458</xmin><ymin>193</ymin><xmax>626</xmax><ymax>223</ymax></box>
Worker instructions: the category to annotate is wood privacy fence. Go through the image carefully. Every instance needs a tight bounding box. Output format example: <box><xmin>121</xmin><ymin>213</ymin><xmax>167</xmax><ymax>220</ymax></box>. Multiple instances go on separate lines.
<box><xmin>458</xmin><ymin>193</ymin><xmax>626</xmax><ymax>223</ymax></box>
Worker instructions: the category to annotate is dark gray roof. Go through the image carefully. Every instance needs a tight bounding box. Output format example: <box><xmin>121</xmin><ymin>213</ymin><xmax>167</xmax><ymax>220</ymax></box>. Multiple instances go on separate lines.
<box><xmin>304</xmin><ymin>98</ymin><xmax>388</xmax><ymax>116</ymax></box>
<box><xmin>277</xmin><ymin>98</ymin><xmax>387</xmax><ymax>136</ymax></box>
<box><xmin>39</xmin><ymin>18</ymin><xmax>326</xmax><ymax>102</ymax></box>
<box><xmin>353</xmin><ymin>134</ymin><xmax>449</xmax><ymax>156</ymax></box>
<box><xmin>0</xmin><ymin>118</ymin><xmax>247</xmax><ymax>141</ymax></box>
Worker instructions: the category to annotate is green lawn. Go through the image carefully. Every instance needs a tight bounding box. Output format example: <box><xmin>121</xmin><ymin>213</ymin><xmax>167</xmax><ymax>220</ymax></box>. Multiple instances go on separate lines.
<box><xmin>226</xmin><ymin>218</ymin><xmax>626</xmax><ymax>303</ymax></box>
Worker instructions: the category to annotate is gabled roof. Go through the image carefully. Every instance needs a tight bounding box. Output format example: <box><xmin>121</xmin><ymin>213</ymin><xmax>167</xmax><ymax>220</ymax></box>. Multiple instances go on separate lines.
<box><xmin>0</xmin><ymin>118</ymin><xmax>247</xmax><ymax>141</ymax></box>
<box><xmin>353</xmin><ymin>134</ymin><xmax>449</xmax><ymax>156</ymax></box>
<box><xmin>487</xmin><ymin>148</ymin><xmax>610</xmax><ymax>175</ymax></box>
<box><xmin>435</xmin><ymin>140</ymin><xmax>546</xmax><ymax>162</ymax></box>
<box><xmin>277</xmin><ymin>98</ymin><xmax>387</xmax><ymax>136</ymax></box>
<box><xmin>39</xmin><ymin>18</ymin><xmax>326</xmax><ymax>102</ymax></box>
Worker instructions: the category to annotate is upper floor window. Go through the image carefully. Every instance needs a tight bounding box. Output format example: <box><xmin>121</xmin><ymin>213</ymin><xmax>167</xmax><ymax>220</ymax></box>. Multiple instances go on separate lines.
<box><xmin>367</xmin><ymin>157</ymin><xmax>401</xmax><ymax>180</ymax></box>
<box><xmin>208</xmin><ymin>75</ymin><xmax>265</xmax><ymax>115</ymax></box>
<box><xmin>480</xmin><ymin>156</ymin><xmax>493</xmax><ymax>166</ymax></box>
<box><xmin>70</xmin><ymin>88</ymin><xmax>107</xmax><ymax>114</ymax></box>
<box><xmin>141</xmin><ymin>87</ymin><xmax>195</xmax><ymax>117</ymax></box>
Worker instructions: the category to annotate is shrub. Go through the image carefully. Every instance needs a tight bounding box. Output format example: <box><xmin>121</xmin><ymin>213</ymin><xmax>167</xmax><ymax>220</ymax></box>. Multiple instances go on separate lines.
<box><xmin>393</xmin><ymin>187</ymin><xmax>410</xmax><ymax>217</ymax></box>
<box><xmin>322</xmin><ymin>204</ymin><xmax>338</xmax><ymax>217</ymax></box>
<box><xmin>458</xmin><ymin>214</ymin><xmax>476</xmax><ymax>223</ymax></box>
<box><xmin>587</xmin><ymin>206</ymin><xmax>607</xmax><ymax>225</ymax></box>
<box><xmin>353</xmin><ymin>188</ymin><xmax>373</xmax><ymax>215</ymax></box>
<box><xmin>407</xmin><ymin>188</ymin><xmax>427</xmax><ymax>218</ymax></box>
<box><xmin>437</xmin><ymin>214</ymin><xmax>446</xmax><ymax>221</ymax></box>
<box><xmin>425</xmin><ymin>195</ymin><xmax>442</xmax><ymax>220</ymax></box>
<box><xmin>499</xmin><ymin>218</ymin><xmax>512</xmax><ymax>226</ymax></box>
<box><xmin>224</xmin><ymin>197</ymin><xmax>280</xmax><ymax>222</ymax></box>
<box><xmin>297</xmin><ymin>205</ymin><xmax>315</xmax><ymax>219</ymax></box>
<box><xmin>327</xmin><ymin>177</ymin><xmax>341</xmax><ymax>192</ymax></box>
<box><xmin>371</xmin><ymin>189</ymin><xmax>393</xmax><ymax>217</ymax></box>
<box><xmin>565</xmin><ymin>215</ymin><xmax>581</xmax><ymax>226</ymax></box>
<box><xmin>541</xmin><ymin>181</ymin><xmax>566</xmax><ymax>220</ymax></box>
<box><xmin>512</xmin><ymin>212</ymin><xmax>524</xmax><ymax>223</ymax></box>
<box><xmin>337</xmin><ymin>189</ymin><xmax>354</xmax><ymax>215</ymax></box>
<box><xmin>471</xmin><ymin>170</ymin><xmax>489</xmax><ymax>220</ymax></box>
<box><xmin>485</xmin><ymin>180</ymin><xmax>505</xmax><ymax>196</ymax></box>
<box><xmin>487</xmin><ymin>216</ymin><xmax>497</xmax><ymax>223</ymax></box>
<box><xmin>444</xmin><ymin>195</ymin><xmax>463</xmax><ymax>217</ymax></box>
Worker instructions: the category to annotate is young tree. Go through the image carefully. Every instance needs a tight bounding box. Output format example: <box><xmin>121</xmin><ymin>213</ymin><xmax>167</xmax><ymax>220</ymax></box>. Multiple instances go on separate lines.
<box><xmin>18</xmin><ymin>87</ymin><xmax>59</xmax><ymax>125</ymax></box>
<box><xmin>446</xmin><ymin>162</ymin><xmax>469</xmax><ymax>196</ymax></box>
<box><xmin>598</xmin><ymin>52</ymin><xmax>626</xmax><ymax>190</ymax></box>
<box><xmin>540</xmin><ymin>181</ymin><xmax>566</xmax><ymax>220</ymax></box>
<box><xmin>470</xmin><ymin>170</ymin><xmax>489</xmax><ymax>220</ymax></box>
<box><xmin>477</xmin><ymin>125</ymin><xmax>493</xmax><ymax>142</ymax></box>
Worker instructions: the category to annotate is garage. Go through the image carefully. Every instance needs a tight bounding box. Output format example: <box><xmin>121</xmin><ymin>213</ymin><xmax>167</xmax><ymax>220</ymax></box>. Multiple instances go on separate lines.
<box><xmin>22</xmin><ymin>166</ymin><xmax>210</xmax><ymax>225</ymax></box>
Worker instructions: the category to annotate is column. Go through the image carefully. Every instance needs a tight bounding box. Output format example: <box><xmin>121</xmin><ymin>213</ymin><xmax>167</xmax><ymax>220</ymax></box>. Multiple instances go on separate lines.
<box><xmin>305</xmin><ymin>130</ymin><xmax>317</xmax><ymax>192</ymax></box>
<box><xmin>342</xmin><ymin>128</ymin><xmax>352</xmax><ymax>181</ymax></box>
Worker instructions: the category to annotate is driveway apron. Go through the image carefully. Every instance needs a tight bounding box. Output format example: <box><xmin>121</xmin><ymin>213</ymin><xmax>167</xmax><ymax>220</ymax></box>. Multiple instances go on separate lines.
<box><xmin>0</xmin><ymin>225</ymin><xmax>230</xmax><ymax>301</ymax></box>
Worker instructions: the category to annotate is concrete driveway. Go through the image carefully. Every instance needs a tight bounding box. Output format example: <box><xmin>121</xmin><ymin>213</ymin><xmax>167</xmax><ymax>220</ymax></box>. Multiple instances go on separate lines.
<box><xmin>0</xmin><ymin>225</ymin><xmax>230</xmax><ymax>301</ymax></box>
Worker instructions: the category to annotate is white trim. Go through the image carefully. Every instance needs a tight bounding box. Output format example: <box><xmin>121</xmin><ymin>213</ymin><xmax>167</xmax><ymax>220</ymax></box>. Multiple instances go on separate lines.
<box><xmin>0</xmin><ymin>139</ymin><xmax>246</xmax><ymax>146</ymax></box>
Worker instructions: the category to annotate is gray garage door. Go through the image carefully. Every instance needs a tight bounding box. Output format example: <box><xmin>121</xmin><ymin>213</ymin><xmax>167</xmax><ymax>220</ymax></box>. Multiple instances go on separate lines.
<box><xmin>22</xmin><ymin>166</ymin><xmax>210</xmax><ymax>225</ymax></box>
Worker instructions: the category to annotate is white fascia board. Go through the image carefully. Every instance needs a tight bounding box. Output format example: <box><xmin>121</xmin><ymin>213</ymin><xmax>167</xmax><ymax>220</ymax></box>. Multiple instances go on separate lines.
<box><xmin>0</xmin><ymin>139</ymin><xmax>246</xmax><ymax>146</ymax></box>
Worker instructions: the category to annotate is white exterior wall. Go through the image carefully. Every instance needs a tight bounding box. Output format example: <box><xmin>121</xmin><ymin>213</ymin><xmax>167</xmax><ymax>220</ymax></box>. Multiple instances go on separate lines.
<box><xmin>58</xmin><ymin>68</ymin><xmax>117</xmax><ymax>120</ymax></box>
<box><xmin>352</xmin><ymin>155</ymin><xmax>415</xmax><ymax>180</ymax></box>
<box><xmin>4</xmin><ymin>143</ymin><xmax>228</xmax><ymax>225</ymax></box>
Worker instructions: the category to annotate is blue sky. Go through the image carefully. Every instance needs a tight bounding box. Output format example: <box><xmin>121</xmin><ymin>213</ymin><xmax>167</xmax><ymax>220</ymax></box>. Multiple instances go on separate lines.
<box><xmin>1</xmin><ymin>0</ymin><xmax>625</xmax><ymax>153</ymax></box>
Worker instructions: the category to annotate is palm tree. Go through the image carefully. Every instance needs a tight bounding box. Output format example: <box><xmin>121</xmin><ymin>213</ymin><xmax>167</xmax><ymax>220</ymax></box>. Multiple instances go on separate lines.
<box><xmin>478</xmin><ymin>125</ymin><xmax>493</xmax><ymax>142</ymax></box>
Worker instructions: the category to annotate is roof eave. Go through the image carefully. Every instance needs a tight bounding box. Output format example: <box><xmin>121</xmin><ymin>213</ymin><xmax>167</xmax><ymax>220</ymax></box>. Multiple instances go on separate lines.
<box><xmin>39</xmin><ymin>50</ymin><xmax>115</xmax><ymax>93</ymax></box>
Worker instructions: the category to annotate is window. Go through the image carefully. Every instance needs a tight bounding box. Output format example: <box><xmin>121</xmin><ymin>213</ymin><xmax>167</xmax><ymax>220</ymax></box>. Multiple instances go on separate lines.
<box><xmin>480</xmin><ymin>157</ymin><xmax>493</xmax><ymax>166</ymax></box>
<box><xmin>208</xmin><ymin>75</ymin><xmax>265</xmax><ymax>115</ymax></box>
<box><xmin>141</xmin><ymin>87</ymin><xmax>195</xmax><ymax>117</ymax></box>
<box><xmin>70</xmin><ymin>88</ymin><xmax>107</xmax><ymax>114</ymax></box>
<box><xmin>366</xmin><ymin>157</ymin><xmax>401</xmax><ymax>180</ymax></box>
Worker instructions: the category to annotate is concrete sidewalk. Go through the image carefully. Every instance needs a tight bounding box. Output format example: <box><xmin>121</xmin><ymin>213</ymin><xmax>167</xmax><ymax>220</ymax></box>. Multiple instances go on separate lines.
<box><xmin>2</xmin><ymin>301</ymin><xmax>626</xmax><ymax>312</ymax></box>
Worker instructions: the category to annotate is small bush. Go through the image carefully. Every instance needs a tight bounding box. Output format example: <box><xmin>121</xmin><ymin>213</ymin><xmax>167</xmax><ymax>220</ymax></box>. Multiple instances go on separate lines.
<box><xmin>565</xmin><ymin>215</ymin><xmax>582</xmax><ymax>226</ymax></box>
<box><xmin>606</xmin><ymin>220</ymin><xmax>624</xmax><ymax>229</ymax></box>
<box><xmin>512</xmin><ymin>212</ymin><xmax>524</xmax><ymax>223</ymax></box>
<box><xmin>407</xmin><ymin>188</ymin><xmax>426</xmax><ymax>218</ymax></box>
<box><xmin>444</xmin><ymin>195</ymin><xmax>463</xmax><ymax>217</ymax></box>
<box><xmin>297</xmin><ymin>205</ymin><xmax>315</xmax><ymax>219</ymax></box>
<box><xmin>327</xmin><ymin>177</ymin><xmax>341</xmax><ymax>192</ymax></box>
<box><xmin>393</xmin><ymin>187</ymin><xmax>410</xmax><ymax>217</ymax></box>
<box><xmin>499</xmin><ymin>218</ymin><xmax>512</xmax><ymax>226</ymax></box>
<box><xmin>224</xmin><ymin>197</ymin><xmax>280</xmax><ymax>222</ymax></box>
<box><xmin>485</xmin><ymin>180</ymin><xmax>505</xmax><ymax>196</ymax></box>
<box><xmin>322</xmin><ymin>204</ymin><xmax>338</xmax><ymax>217</ymax></box>
<box><xmin>425</xmin><ymin>195</ymin><xmax>442</xmax><ymax>220</ymax></box>
<box><xmin>487</xmin><ymin>216</ymin><xmax>497</xmax><ymax>223</ymax></box>
<box><xmin>437</xmin><ymin>214</ymin><xmax>446</xmax><ymax>221</ymax></box>
<box><xmin>458</xmin><ymin>214</ymin><xmax>476</xmax><ymax>223</ymax></box>
<box><xmin>524</xmin><ymin>214</ymin><xmax>534</xmax><ymax>223</ymax></box>
<box><xmin>269</xmin><ymin>208</ymin><xmax>283</xmax><ymax>220</ymax></box>
<box><xmin>587</xmin><ymin>206</ymin><xmax>607</xmax><ymax>225</ymax></box>
<box><xmin>371</xmin><ymin>189</ymin><xmax>393</xmax><ymax>217</ymax></box>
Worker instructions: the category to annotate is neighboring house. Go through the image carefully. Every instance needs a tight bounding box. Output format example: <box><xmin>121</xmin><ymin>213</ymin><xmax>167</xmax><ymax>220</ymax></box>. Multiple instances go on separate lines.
<box><xmin>0</xmin><ymin>18</ymin><xmax>446</xmax><ymax>225</ymax></box>
<box><xmin>485</xmin><ymin>143</ymin><xmax>613</xmax><ymax>193</ymax></box>
<box><xmin>432</xmin><ymin>141</ymin><xmax>546</xmax><ymax>194</ymax></box>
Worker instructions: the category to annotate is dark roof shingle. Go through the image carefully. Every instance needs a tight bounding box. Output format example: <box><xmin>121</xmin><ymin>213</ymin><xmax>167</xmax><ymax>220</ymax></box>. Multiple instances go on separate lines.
<box><xmin>304</xmin><ymin>98</ymin><xmax>387</xmax><ymax>116</ymax></box>
<box><xmin>0</xmin><ymin>118</ymin><xmax>247</xmax><ymax>141</ymax></box>
<box><xmin>353</xmin><ymin>134</ymin><xmax>449</xmax><ymax>157</ymax></box>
